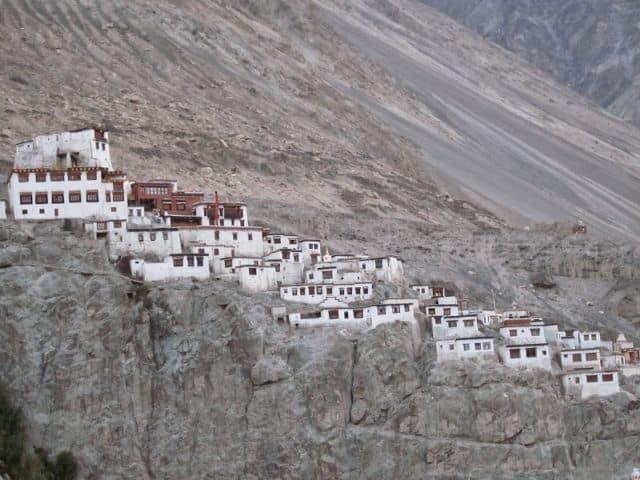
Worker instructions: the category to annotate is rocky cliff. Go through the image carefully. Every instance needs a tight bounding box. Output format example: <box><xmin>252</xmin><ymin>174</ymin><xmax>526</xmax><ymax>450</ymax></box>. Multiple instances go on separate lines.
<box><xmin>421</xmin><ymin>0</ymin><xmax>640</xmax><ymax>126</ymax></box>
<box><xmin>2</xmin><ymin>215</ymin><xmax>640</xmax><ymax>479</ymax></box>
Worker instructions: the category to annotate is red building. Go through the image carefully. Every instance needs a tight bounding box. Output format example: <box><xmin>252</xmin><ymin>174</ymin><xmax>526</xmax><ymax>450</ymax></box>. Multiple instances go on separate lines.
<box><xmin>130</xmin><ymin>179</ymin><xmax>204</xmax><ymax>215</ymax></box>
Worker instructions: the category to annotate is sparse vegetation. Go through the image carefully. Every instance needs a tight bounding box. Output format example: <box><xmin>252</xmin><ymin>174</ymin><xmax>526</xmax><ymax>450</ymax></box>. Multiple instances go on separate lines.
<box><xmin>0</xmin><ymin>382</ymin><xmax>78</xmax><ymax>480</ymax></box>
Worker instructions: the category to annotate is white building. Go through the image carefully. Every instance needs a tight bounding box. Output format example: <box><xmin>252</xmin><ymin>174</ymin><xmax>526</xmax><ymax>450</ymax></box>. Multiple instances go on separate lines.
<box><xmin>238</xmin><ymin>264</ymin><xmax>277</xmax><ymax>293</ymax></box>
<box><xmin>9</xmin><ymin>167</ymin><xmax>128</xmax><ymax>220</ymax></box>
<box><xmin>498</xmin><ymin>344</ymin><xmax>552</xmax><ymax>371</ymax></box>
<box><xmin>109</xmin><ymin>227</ymin><xmax>182</xmax><ymax>260</ymax></box>
<box><xmin>424</xmin><ymin>303</ymin><xmax>460</xmax><ymax>319</ymax></box>
<box><xmin>305</xmin><ymin>266</ymin><xmax>364</xmax><ymax>285</ymax></box>
<box><xmin>130</xmin><ymin>253</ymin><xmax>209</xmax><ymax>282</ymax></box>
<box><xmin>561</xmin><ymin>370</ymin><xmax>620</xmax><ymax>400</ymax></box>
<box><xmin>263</xmin><ymin>233</ymin><xmax>298</xmax><ymax>254</ymax></box>
<box><xmin>476</xmin><ymin>310</ymin><xmax>501</xmax><ymax>326</ymax></box>
<box><xmin>410</xmin><ymin>285</ymin><xmax>449</xmax><ymax>300</ymax></box>
<box><xmin>298</xmin><ymin>239</ymin><xmax>322</xmax><ymax>266</ymax></box>
<box><xmin>0</xmin><ymin>200</ymin><xmax>6</xmax><ymax>220</ymax></box>
<box><xmin>9</xmin><ymin>128</ymin><xmax>128</xmax><ymax>221</ymax></box>
<box><xmin>432</xmin><ymin>314</ymin><xmax>480</xmax><ymax>340</ymax></box>
<box><xmin>499</xmin><ymin>322</ymin><xmax>548</xmax><ymax>345</ymax></box>
<box><xmin>214</xmin><ymin>256</ymin><xmax>261</xmax><ymax>277</ymax></box>
<box><xmin>559</xmin><ymin>348</ymin><xmax>601</xmax><ymax>371</ymax></box>
<box><xmin>288</xmin><ymin>300</ymin><xmax>416</xmax><ymax>329</ymax></box>
<box><xmin>84</xmin><ymin>218</ymin><xmax>126</xmax><ymax>240</ymax></box>
<box><xmin>280</xmin><ymin>282</ymin><xmax>373</xmax><ymax>305</ymax></box>
<box><xmin>178</xmin><ymin>226</ymin><xmax>264</xmax><ymax>257</ymax></box>
<box><xmin>436</xmin><ymin>337</ymin><xmax>496</xmax><ymax>363</ymax></box>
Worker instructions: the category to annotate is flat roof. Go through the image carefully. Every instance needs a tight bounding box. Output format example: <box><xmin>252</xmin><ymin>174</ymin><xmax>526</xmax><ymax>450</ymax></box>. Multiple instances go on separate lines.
<box><xmin>505</xmin><ymin>343</ymin><xmax>549</xmax><ymax>349</ymax></box>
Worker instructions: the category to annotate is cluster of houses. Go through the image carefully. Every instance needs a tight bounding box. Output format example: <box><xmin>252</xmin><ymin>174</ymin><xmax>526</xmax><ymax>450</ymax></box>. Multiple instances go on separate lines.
<box><xmin>2</xmin><ymin>128</ymin><xmax>640</xmax><ymax>403</ymax></box>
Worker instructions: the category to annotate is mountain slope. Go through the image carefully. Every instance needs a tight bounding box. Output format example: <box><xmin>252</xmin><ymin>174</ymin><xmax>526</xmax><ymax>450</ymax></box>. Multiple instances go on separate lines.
<box><xmin>421</xmin><ymin>0</ymin><xmax>640</xmax><ymax>126</ymax></box>
<box><xmin>2</xmin><ymin>0</ymin><xmax>640</xmax><ymax>239</ymax></box>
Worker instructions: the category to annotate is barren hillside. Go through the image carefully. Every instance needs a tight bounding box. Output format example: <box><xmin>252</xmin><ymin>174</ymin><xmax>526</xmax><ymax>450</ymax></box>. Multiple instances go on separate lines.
<box><xmin>2</xmin><ymin>0</ymin><xmax>640</xmax><ymax>237</ymax></box>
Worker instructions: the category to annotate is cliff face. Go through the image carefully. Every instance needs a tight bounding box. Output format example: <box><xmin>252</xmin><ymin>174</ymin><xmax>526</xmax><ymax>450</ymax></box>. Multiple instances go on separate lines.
<box><xmin>421</xmin><ymin>0</ymin><xmax>640</xmax><ymax>126</ymax></box>
<box><xmin>2</xmin><ymin>218</ymin><xmax>640</xmax><ymax>479</ymax></box>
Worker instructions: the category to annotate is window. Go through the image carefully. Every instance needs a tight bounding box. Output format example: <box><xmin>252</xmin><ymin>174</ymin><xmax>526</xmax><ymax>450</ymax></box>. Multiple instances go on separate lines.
<box><xmin>363</xmin><ymin>287</ymin><xmax>369</xmax><ymax>294</ymax></box>
<box><xmin>347</xmin><ymin>288</ymin><xmax>353</xmax><ymax>295</ymax></box>
<box><xmin>39</xmin><ymin>208</ymin><xmax>45</xmax><ymax>214</ymax></box>
<box><xmin>509</xmin><ymin>349</ymin><xmax>521</xmax><ymax>359</ymax></box>
<box><xmin>591</xmin><ymin>334</ymin><xmax>597</xmax><ymax>340</ymax></box>
<box><xmin>249</xmin><ymin>267</ymin><xmax>257</xmax><ymax>275</ymax></box>
<box><xmin>176</xmin><ymin>203</ymin><xmax>186</xmax><ymax>210</ymax></box>
<box><xmin>377</xmin><ymin>306</ymin><xmax>386</xmax><ymax>315</ymax></box>
<box><xmin>96</xmin><ymin>141</ymin><xmax>100</xmax><ymax>149</ymax></box>
<box><xmin>328</xmin><ymin>310</ymin><xmax>339</xmax><ymax>319</ymax></box>
<box><xmin>215</xmin><ymin>231</ymin><xmax>220</xmax><ymax>241</ymax></box>
<box><xmin>463</xmin><ymin>344</ymin><xmax>470</xmax><ymax>351</ymax></box>
<box><xmin>326</xmin><ymin>287</ymin><xmax>332</xmax><ymax>295</ymax></box>
<box><xmin>113</xmin><ymin>192</ymin><xmax>124</xmax><ymax>201</ymax></box>
<box><xmin>292</xmin><ymin>288</ymin><xmax>298</xmax><ymax>296</ymax></box>
<box><xmin>392</xmin><ymin>306</ymin><xmax>400</xmax><ymax>314</ymax></box>
<box><xmin>102</xmin><ymin>143</ymin><xmax>105</xmax><ymax>151</ymax></box>
<box><xmin>449</xmin><ymin>344</ymin><xmax>454</xmax><ymax>351</ymax></box>
<box><xmin>404</xmin><ymin>305</ymin><xmax>410</xmax><ymax>312</ymax></box>
<box><xmin>289</xmin><ymin>238</ymin><xmax>296</xmax><ymax>245</ymax></box>
<box><xmin>443</xmin><ymin>308</ymin><xmax>451</xmax><ymax>315</ymax></box>
<box><xmin>138</xmin><ymin>234</ymin><xmax>144</xmax><ymax>242</ymax></box>
<box><xmin>69</xmin><ymin>191</ymin><xmax>81</xmax><ymax>203</ymax></box>
<box><xmin>526</xmin><ymin>348</ymin><xmax>537</xmax><ymax>358</ymax></box>
<box><xmin>584</xmin><ymin>334</ymin><xmax>589</xmax><ymax>341</ymax></box>
<box><xmin>187</xmin><ymin>256</ymin><xmax>194</xmax><ymax>267</ymax></box>
<box><xmin>282</xmin><ymin>250</ymin><xmax>290</xmax><ymax>260</ymax></box>
<box><xmin>586</xmin><ymin>352</ymin><xmax>598</xmax><ymax>361</ymax></box>
<box><xmin>113</xmin><ymin>221</ymin><xmax>122</xmax><ymax>228</ymax></box>
<box><xmin>361</xmin><ymin>263</ymin><xmax>366</xmax><ymax>270</ymax></box>
<box><xmin>428</xmin><ymin>308</ymin><xmax>436</xmax><ymax>315</ymax></box>
<box><xmin>355</xmin><ymin>287</ymin><xmax>361</xmax><ymax>295</ymax></box>
<box><xmin>354</xmin><ymin>309</ymin><xmax>364</xmax><ymax>319</ymax></box>
<box><xmin>173</xmin><ymin>257</ymin><xmax>184</xmax><ymax>267</ymax></box>
<box><xmin>530</xmin><ymin>328</ymin><xmax>541</xmax><ymax>336</ymax></box>
<box><xmin>274</xmin><ymin>237</ymin><xmax>281</xmax><ymax>244</ymax></box>
<box><xmin>163</xmin><ymin>232</ymin><xmax>169</xmax><ymax>240</ymax></box>
<box><xmin>51</xmin><ymin>171</ymin><xmax>64</xmax><ymax>181</ymax></box>
<box><xmin>322</xmin><ymin>270</ymin><xmax>333</xmax><ymax>280</ymax></box>
<box><xmin>35</xmin><ymin>172</ymin><xmax>46</xmax><ymax>182</ymax></box>
<box><xmin>233</xmin><ymin>232</ymin><xmax>238</xmax><ymax>241</ymax></box>
<box><xmin>18</xmin><ymin>172</ymin><xmax>29</xmax><ymax>182</ymax></box>
<box><xmin>86</xmin><ymin>170</ymin><xmax>97</xmax><ymax>180</ymax></box>
<box><xmin>317</xmin><ymin>287</ymin><xmax>323</xmax><ymax>294</ymax></box>
<box><xmin>509</xmin><ymin>329</ymin><xmax>517</xmax><ymax>337</ymax></box>
<box><xmin>434</xmin><ymin>317</ymin><xmax>442</xmax><ymax>325</ymax></box>
<box><xmin>309</xmin><ymin>273</ymin><xmax>314</xmax><ymax>280</ymax></box>
<box><xmin>274</xmin><ymin>264</ymin><xmax>280</xmax><ymax>272</ymax></box>
<box><xmin>68</xmin><ymin>171</ymin><xmax>81</xmax><ymax>181</ymax></box>
<box><xmin>586</xmin><ymin>375</ymin><xmax>598</xmax><ymax>383</ymax></box>
<box><xmin>463</xmin><ymin>319</ymin><xmax>474</xmax><ymax>327</ymax></box>
<box><xmin>309</xmin><ymin>287</ymin><xmax>315</xmax><ymax>295</ymax></box>
<box><xmin>483</xmin><ymin>342</ymin><xmax>491</xmax><ymax>350</ymax></box>
<box><xmin>447</xmin><ymin>320</ymin><xmax>457</xmax><ymax>328</ymax></box>
<box><xmin>35</xmin><ymin>192</ymin><xmax>48</xmax><ymax>204</ymax></box>
<box><xmin>300</xmin><ymin>287</ymin><xmax>305</xmax><ymax>295</ymax></box>
<box><xmin>343</xmin><ymin>311</ymin><xmax>349</xmax><ymax>319</ymax></box>
<box><xmin>150</xmin><ymin>232</ymin><xmax>156</xmax><ymax>241</ymax></box>
<box><xmin>21</xmin><ymin>209</ymin><xmax>27</xmax><ymax>215</ymax></box>
<box><xmin>572</xmin><ymin>353</ymin><xmax>582</xmax><ymax>362</ymax></box>
<box><xmin>106</xmin><ymin>191</ymin><xmax>111</xmax><ymax>202</ymax></box>
<box><xmin>20</xmin><ymin>193</ymin><xmax>33</xmax><ymax>204</ymax></box>
<box><xmin>602</xmin><ymin>373</ymin><xmax>614</xmax><ymax>382</ymax></box>
<box><xmin>248</xmin><ymin>233</ymin><xmax>253</xmax><ymax>241</ymax></box>
<box><xmin>213</xmin><ymin>248</ymin><xmax>219</xmax><ymax>255</ymax></box>
<box><xmin>575</xmin><ymin>377</ymin><xmax>580</xmax><ymax>384</ymax></box>
<box><xmin>375</xmin><ymin>259</ymin><xmax>383</xmax><ymax>268</ymax></box>
<box><xmin>96</xmin><ymin>222</ymin><xmax>107</xmax><ymax>231</ymax></box>
<box><xmin>224</xmin><ymin>259</ymin><xmax>233</xmax><ymax>268</ymax></box>
<box><xmin>475</xmin><ymin>343</ymin><xmax>482</xmax><ymax>351</ymax></box>
<box><xmin>294</xmin><ymin>254</ymin><xmax>299</xmax><ymax>262</ymax></box>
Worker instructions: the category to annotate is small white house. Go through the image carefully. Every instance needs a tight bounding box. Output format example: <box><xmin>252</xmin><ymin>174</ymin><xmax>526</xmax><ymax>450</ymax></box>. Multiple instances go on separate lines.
<box><xmin>559</xmin><ymin>348</ymin><xmax>601</xmax><ymax>371</ymax></box>
<box><xmin>499</xmin><ymin>322</ymin><xmax>547</xmax><ymax>345</ymax></box>
<box><xmin>238</xmin><ymin>264</ymin><xmax>277</xmax><ymax>293</ymax></box>
<box><xmin>84</xmin><ymin>218</ymin><xmax>126</xmax><ymax>240</ymax></box>
<box><xmin>424</xmin><ymin>304</ymin><xmax>460</xmax><ymax>318</ymax></box>
<box><xmin>305</xmin><ymin>266</ymin><xmax>364</xmax><ymax>285</ymax></box>
<box><xmin>476</xmin><ymin>310</ymin><xmax>501</xmax><ymax>326</ymax></box>
<box><xmin>263</xmin><ymin>233</ymin><xmax>298</xmax><ymax>254</ymax></box>
<box><xmin>288</xmin><ymin>301</ymin><xmax>416</xmax><ymax>329</ymax></box>
<box><xmin>561</xmin><ymin>370</ymin><xmax>620</xmax><ymax>400</ymax></box>
<box><xmin>280</xmin><ymin>282</ymin><xmax>373</xmax><ymax>305</ymax></box>
<box><xmin>0</xmin><ymin>200</ymin><xmax>6</xmax><ymax>219</ymax></box>
<box><xmin>298</xmin><ymin>239</ymin><xmax>322</xmax><ymax>266</ymax></box>
<box><xmin>214</xmin><ymin>256</ymin><xmax>261</xmax><ymax>277</ymax></box>
<box><xmin>265</xmin><ymin>259</ymin><xmax>305</xmax><ymax>285</ymax></box>
<box><xmin>436</xmin><ymin>337</ymin><xmax>496</xmax><ymax>363</ymax></box>
<box><xmin>431</xmin><ymin>314</ymin><xmax>480</xmax><ymax>340</ymax></box>
<box><xmin>179</xmin><ymin>226</ymin><xmax>264</xmax><ymax>258</ymax></box>
<box><xmin>109</xmin><ymin>227</ymin><xmax>182</xmax><ymax>261</ymax></box>
<box><xmin>498</xmin><ymin>344</ymin><xmax>552</xmax><ymax>371</ymax></box>
<box><xmin>370</xmin><ymin>301</ymin><xmax>416</xmax><ymax>328</ymax></box>
<box><xmin>130</xmin><ymin>253</ymin><xmax>209</xmax><ymax>282</ymax></box>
